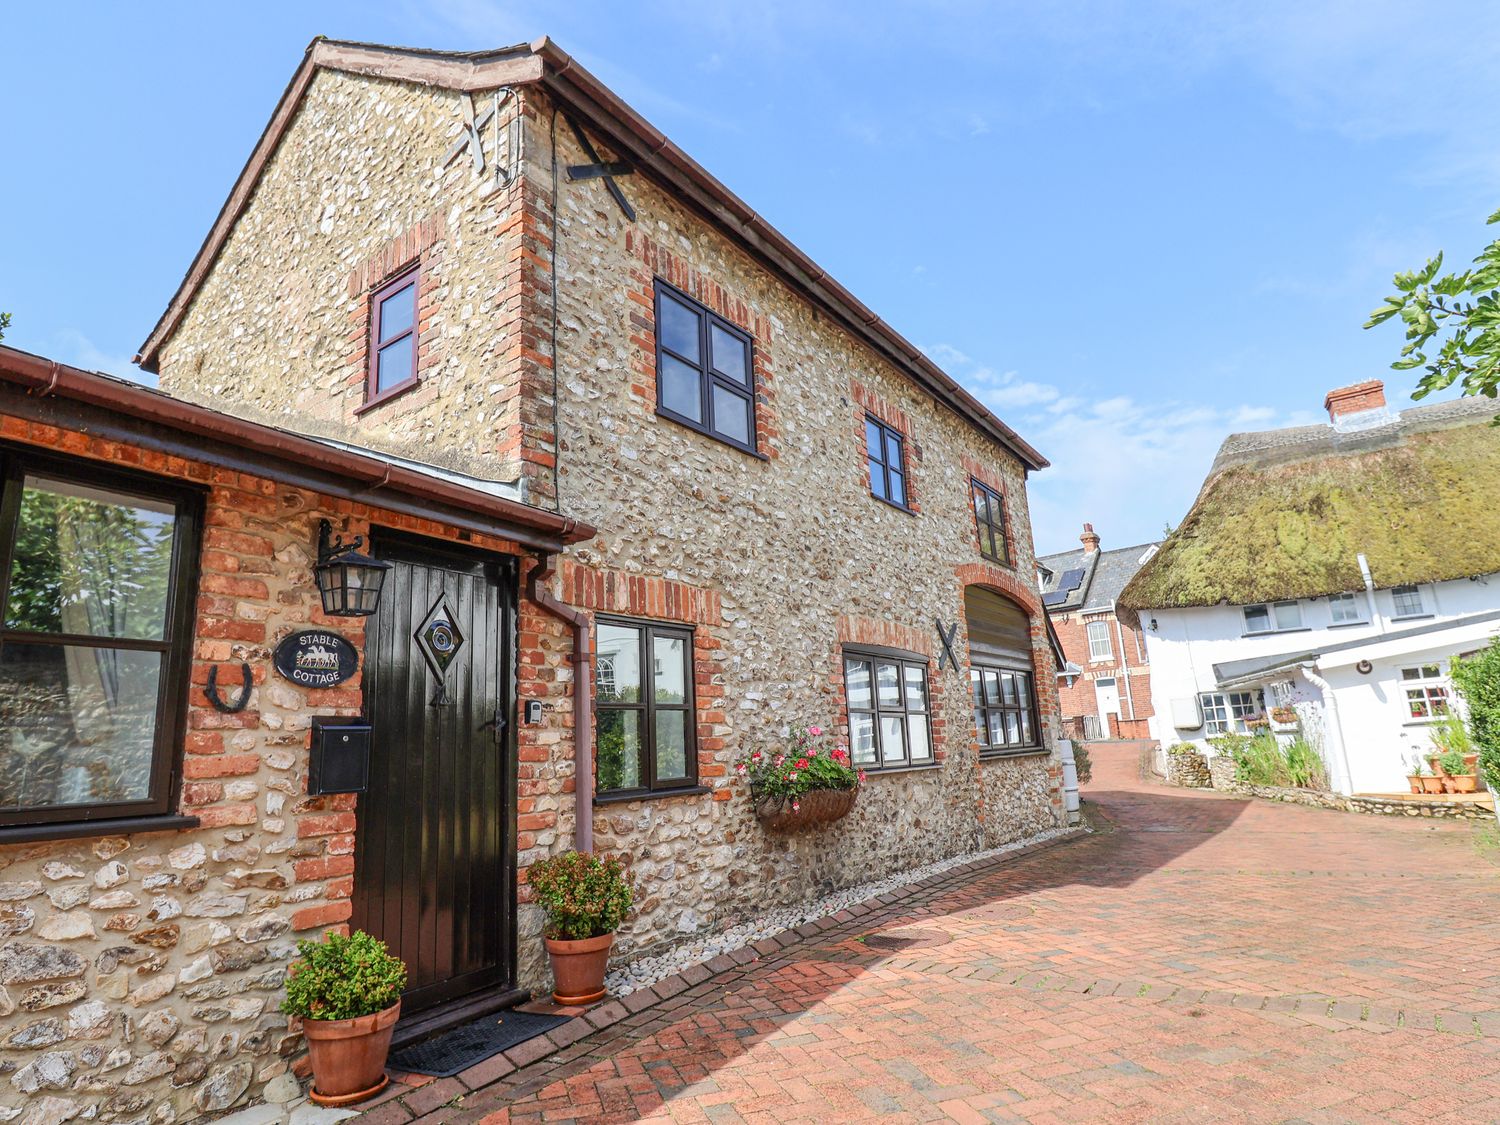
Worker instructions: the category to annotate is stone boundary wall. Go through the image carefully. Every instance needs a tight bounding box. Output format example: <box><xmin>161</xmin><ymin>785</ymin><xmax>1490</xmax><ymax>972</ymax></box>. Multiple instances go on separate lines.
<box><xmin>1217</xmin><ymin>781</ymin><xmax>1497</xmax><ymax>820</ymax></box>
<box><xmin>1164</xmin><ymin>746</ymin><xmax>1211</xmax><ymax>788</ymax></box>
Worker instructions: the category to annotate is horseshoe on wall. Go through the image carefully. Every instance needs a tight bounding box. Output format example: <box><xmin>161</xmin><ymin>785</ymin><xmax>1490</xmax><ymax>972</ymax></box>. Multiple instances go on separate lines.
<box><xmin>205</xmin><ymin>663</ymin><xmax>253</xmax><ymax>714</ymax></box>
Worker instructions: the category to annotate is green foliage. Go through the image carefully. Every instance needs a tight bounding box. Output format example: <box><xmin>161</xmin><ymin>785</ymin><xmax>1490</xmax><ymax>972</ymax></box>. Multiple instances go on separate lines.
<box><xmin>0</xmin><ymin>313</ymin><xmax>9</xmax><ymax>342</ymax></box>
<box><xmin>1409</xmin><ymin>753</ymin><xmax>1431</xmax><ymax>777</ymax></box>
<box><xmin>1365</xmin><ymin>209</ymin><xmax>1500</xmax><ymax>405</ymax></box>
<box><xmin>1072</xmin><ymin>741</ymin><xmax>1093</xmax><ymax>786</ymax></box>
<box><xmin>1429</xmin><ymin>713</ymin><xmax>1475</xmax><ymax>760</ymax></box>
<box><xmin>1215</xmin><ymin>731</ymin><xmax>1327</xmax><ymax>789</ymax></box>
<box><xmin>280</xmin><ymin>931</ymin><xmax>406</xmax><ymax>1022</ymax></box>
<box><xmin>1438</xmin><ymin>747</ymin><xmax>1468</xmax><ymax>777</ymax></box>
<box><xmin>736</xmin><ymin>725</ymin><xmax>861</xmax><ymax>810</ymax></box>
<box><xmin>1450</xmin><ymin>639</ymin><xmax>1500</xmax><ymax>788</ymax></box>
<box><xmin>527</xmin><ymin>851</ymin><xmax>634</xmax><ymax>941</ymax></box>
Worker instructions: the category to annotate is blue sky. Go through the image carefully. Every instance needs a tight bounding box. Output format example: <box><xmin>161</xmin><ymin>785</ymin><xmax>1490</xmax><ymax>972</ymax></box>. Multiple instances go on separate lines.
<box><xmin>4</xmin><ymin>2</ymin><xmax>1498</xmax><ymax>553</ymax></box>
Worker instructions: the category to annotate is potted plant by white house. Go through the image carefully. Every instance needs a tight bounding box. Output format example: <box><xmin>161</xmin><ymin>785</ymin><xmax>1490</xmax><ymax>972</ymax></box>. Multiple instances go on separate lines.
<box><xmin>281</xmin><ymin>930</ymin><xmax>407</xmax><ymax>1107</ymax></box>
<box><xmin>529</xmin><ymin>851</ymin><xmax>634</xmax><ymax>1005</ymax></box>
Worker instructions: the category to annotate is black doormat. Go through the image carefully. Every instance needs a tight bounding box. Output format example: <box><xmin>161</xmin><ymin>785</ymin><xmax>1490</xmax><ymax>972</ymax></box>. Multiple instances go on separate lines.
<box><xmin>388</xmin><ymin>1009</ymin><xmax>571</xmax><ymax>1078</ymax></box>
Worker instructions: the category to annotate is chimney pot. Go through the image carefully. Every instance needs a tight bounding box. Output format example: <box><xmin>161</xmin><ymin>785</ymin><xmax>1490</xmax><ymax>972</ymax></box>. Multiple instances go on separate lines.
<box><xmin>1324</xmin><ymin>380</ymin><xmax>1386</xmax><ymax>423</ymax></box>
<box><xmin>1080</xmin><ymin>523</ymin><xmax>1101</xmax><ymax>554</ymax></box>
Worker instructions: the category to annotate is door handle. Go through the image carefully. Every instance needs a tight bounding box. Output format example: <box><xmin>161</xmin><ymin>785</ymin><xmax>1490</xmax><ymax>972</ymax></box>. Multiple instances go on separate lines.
<box><xmin>480</xmin><ymin>712</ymin><xmax>507</xmax><ymax>738</ymax></box>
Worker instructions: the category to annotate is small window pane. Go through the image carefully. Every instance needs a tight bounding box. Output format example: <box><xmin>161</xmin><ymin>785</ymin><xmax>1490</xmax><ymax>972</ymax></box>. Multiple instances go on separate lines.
<box><xmin>376</xmin><ymin>335</ymin><xmax>414</xmax><ymax>393</ymax></box>
<box><xmin>659</xmin><ymin>295</ymin><xmax>701</xmax><ymax>361</ymax></box>
<box><xmin>867</xmin><ymin>459</ymin><xmax>887</xmax><ymax>500</ymax></box>
<box><xmin>970</xmin><ymin>669</ymin><xmax>983</xmax><ymax>707</ymax></box>
<box><xmin>655</xmin><ymin>711</ymin><xmax>689</xmax><ymax>780</ymax></box>
<box><xmin>983</xmin><ymin>669</ymin><xmax>1001</xmax><ymax>706</ymax></box>
<box><xmin>1001</xmin><ymin>672</ymin><xmax>1018</xmax><ymax>705</ymax></box>
<box><xmin>596</xmin><ymin>624</ymin><xmax>641</xmax><ymax>702</ymax></box>
<box><xmin>659</xmin><ymin>354</ymin><xmax>703</xmax><ymax>422</ymax></box>
<box><xmin>709</xmin><ymin>324</ymin><xmax>748</xmax><ymax>384</ymax></box>
<box><xmin>0</xmin><ymin>643</ymin><xmax>162</xmax><ymax>810</ymax></box>
<box><xmin>845</xmin><ymin>659</ymin><xmax>873</xmax><ymax>710</ymax></box>
<box><xmin>887</xmin><ymin>471</ymin><xmax>906</xmax><ymax>507</ymax></box>
<box><xmin>652</xmin><ymin>635</ymin><xmax>686</xmax><ymax>704</ymax></box>
<box><xmin>1393</xmin><ymin>587</ymin><xmax>1424</xmax><ymax>617</ymax></box>
<box><xmin>711</xmin><ymin>385</ymin><xmax>751</xmax><ymax>445</ymax></box>
<box><xmin>864</xmin><ymin>419</ymin><xmax>884</xmax><ymax>457</ymax></box>
<box><xmin>6</xmin><ymin>477</ymin><xmax>177</xmax><ymax>640</ymax></box>
<box><xmin>1005</xmin><ymin>712</ymin><xmax>1021</xmax><ymax>745</ymax></box>
<box><xmin>378</xmin><ymin>282</ymin><xmax>416</xmax><ymax>343</ymax></box>
<box><xmin>1019</xmin><ymin>709</ymin><xmax>1034</xmax><ymax>745</ymax></box>
<box><xmin>987</xmin><ymin>710</ymin><xmax>1006</xmax><ymax>746</ymax></box>
<box><xmin>850</xmin><ymin>713</ymin><xmax>876</xmax><ymax>764</ymax></box>
<box><xmin>884</xmin><ymin>431</ymin><xmax>904</xmax><ymax>472</ymax></box>
<box><xmin>904</xmin><ymin>664</ymin><xmax>928</xmax><ymax>711</ymax></box>
<box><xmin>595</xmin><ymin>709</ymin><xmax>642</xmax><ymax>791</ymax></box>
<box><xmin>908</xmin><ymin>716</ymin><xmax>931</xmax><ymax>762</ymax></box>
<box><xmin>1244</xmin><ymin>605</ymin><xmax>1270</xmax><ymax>632</ymax></box>
<box><xmin>880</xmin><ymin>715</ymin><xmax>906</xmax><ymax>763</ymax></box>
<box><xmin>875</xmin><ymin>662</ymin><xmax>901</xmax><ymax>708</ymax></box>
<box><xmin>1423</xmin><ymin>665</ymin><xmax>1440</xmax><ymax>678</ymax></box>
<box><xmin>1274</xmin><ymin>601</ymin><xmax>1302</xmax><ymax>630</ymax></box>
<box><xmin>974</xmin><ymin>709</ymin><xmax>988</xmax><ymax>746</ymax></box>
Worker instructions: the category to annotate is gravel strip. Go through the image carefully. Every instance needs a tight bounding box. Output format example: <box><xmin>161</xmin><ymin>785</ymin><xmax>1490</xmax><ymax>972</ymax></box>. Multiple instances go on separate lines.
<box><xmin>605</xmin><ymin>824</ymin><xmax>1082</xmax><ymax>995</ymax></box>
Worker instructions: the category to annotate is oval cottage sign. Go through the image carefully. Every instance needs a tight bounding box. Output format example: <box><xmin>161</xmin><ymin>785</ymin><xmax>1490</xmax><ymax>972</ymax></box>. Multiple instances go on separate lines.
<box><xmin>273</xmin><ymin>630</ymin><xmax>359</xmax><ymax>689</ymax></box>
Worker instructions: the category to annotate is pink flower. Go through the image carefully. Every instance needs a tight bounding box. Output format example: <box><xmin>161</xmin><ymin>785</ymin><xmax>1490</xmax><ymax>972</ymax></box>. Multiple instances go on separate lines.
<box><xmin>791</xmin><ymin>800</ymin><xmax>801</xmax><ymax>812</ymax></box>
<box><xmin>795</xmin><ymin>757</ymin><xmax>809</xmax><ymax>770</ymax></box>
<box><xmin>751</xmin><ymin>751</ymin><xmax>762</xmax><ymax>761</ymax></box>
<box><xmin>809</xmin><ymin>726</ymin><xmax>823</xmax><ymax>737</ymax></box>
<box><xmin>788</xmin><ymin>772</ymin><xmax>798</xmax><ymax>782</ymax></box>
<box><xmin>735</xmin><ymin>762</ymin><xmax>747</xmax><ymax>774</ymax></box>
<box><xmin>774</xmin><ymin>755</ymin><xmax>784</xmax><ymax>766</ymax></box>
<box><xmin>857</xmin><ymin>770</ymin><xmax>867</xmax><ymax>783</ymax></box>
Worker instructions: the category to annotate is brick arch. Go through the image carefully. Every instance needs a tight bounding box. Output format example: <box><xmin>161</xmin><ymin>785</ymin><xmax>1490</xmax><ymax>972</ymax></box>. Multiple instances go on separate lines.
<box><xmin>954</xmin><ymin>562</ymin><xmax>1042</xmax><ymax>621</ymax></box>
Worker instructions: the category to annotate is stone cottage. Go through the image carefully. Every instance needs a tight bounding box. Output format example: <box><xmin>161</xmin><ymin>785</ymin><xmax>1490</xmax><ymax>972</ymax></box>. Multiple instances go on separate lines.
<box><xmin>0</xmin><ymin>36</ymin><xmax>1065</xmax><ymax>1120</ymax></box>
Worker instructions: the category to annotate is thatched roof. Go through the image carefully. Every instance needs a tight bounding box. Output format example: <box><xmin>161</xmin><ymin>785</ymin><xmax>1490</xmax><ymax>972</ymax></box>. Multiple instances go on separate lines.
<box><xmin>1119</xmin><ymin>395</ymin><xmax>1500</xmax><ymax>611</ymax></box>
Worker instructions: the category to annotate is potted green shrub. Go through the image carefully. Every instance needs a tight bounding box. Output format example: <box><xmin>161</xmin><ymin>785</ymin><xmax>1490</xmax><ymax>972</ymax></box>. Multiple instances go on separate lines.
<box><xmin>1407</xmin><ymin>753</ymin><xmax>1426</xmax><ymax>795</ymax></box>
<box><xmin>1437</xmin><ymin>746</ymin><xmax>1479</xmax><ymax>793</ymax></box>
<box><xmin>528</xmin><ymin>851</ymin><xmax>634</xmax><ymax>1005</ymax></box>
<box><xmin>737</xmin><ymin>725</ymin><xmax>864</xmax><ymax>830</ymax></box>
<box><xmin>281</xmin><ymin>930</ymin><xmax>406</xmax><ymax>1107</ymax></box>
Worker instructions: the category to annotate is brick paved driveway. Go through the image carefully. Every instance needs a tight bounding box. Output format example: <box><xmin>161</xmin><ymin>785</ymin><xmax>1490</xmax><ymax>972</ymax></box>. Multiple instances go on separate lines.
<box><xmin>375</xmin><ymin>742</ymin><xmax>1500</xmax><ymax>1123</ymax></box>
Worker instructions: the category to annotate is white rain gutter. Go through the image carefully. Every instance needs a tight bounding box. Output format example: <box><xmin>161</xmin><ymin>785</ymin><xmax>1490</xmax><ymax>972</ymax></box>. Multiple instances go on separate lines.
<box><xmin>1298</xmin><ymin>663</ymin><xmax>1355</xmax><ymax>796</ymax></box>
<box><xmin>1358</xmin><ymin>553</ymin><xmax>1386</xmax><ymax>635</ymax></box>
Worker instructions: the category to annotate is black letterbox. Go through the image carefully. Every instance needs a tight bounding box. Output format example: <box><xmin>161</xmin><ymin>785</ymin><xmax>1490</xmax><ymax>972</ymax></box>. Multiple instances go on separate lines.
<box><xmin>309</xmin><ymin>717</ymin><xmax>373</xmax><ymax>795</ymax></box>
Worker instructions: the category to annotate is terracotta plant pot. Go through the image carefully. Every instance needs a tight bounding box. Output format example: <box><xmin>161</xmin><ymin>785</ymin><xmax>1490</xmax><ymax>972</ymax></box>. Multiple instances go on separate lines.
<box><xmin>1446</xmin><ymin>773</ymin><xmax>1479</xmax><ymax>794</ymax></box>
<box><xmin>1419</xmin><ymin>775</ymin><xmax>1445</xmax><ymax>794</ymax></box>
<box><xmin>1407</xmin><ymin>776</ymin><xmax>1424</xmax><ymax>795</ymax></box>
<box><xmin>301</xmin><ymin>999</ymin><xmax>400</xmax><ymax>1107</ymax></box>
<box><xmin>545</xmin><ymin>932</ymin><xmax>614</xmax><ymax>1005</ymax></box>
<box><xmin>754</xmin><ymin>787</ymin><xmax>858</xmax><ymax>831</ymax></box>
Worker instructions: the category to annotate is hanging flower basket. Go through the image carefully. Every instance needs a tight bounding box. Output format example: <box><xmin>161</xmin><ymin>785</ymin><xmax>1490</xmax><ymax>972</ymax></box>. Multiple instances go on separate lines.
<box><xmin>754</xmin><ymin>787</ymin><xmax>858</xmax><ymax>831</ymax></box>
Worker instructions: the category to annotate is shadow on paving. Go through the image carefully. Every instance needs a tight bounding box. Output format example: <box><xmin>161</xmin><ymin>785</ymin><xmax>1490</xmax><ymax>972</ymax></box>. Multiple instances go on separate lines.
<box><xmin>403</xmin><ymin>753</ymin><xmax>1255</xmax><ymax>1123</ymax></box>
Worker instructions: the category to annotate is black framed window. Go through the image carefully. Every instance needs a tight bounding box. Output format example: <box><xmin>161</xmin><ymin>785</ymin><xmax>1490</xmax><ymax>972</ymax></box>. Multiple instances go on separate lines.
<box><xmin>595</xmin><ymin>616</ymin><xmax>697</xmax><ymax>796</ymax></box>
<box><xmin>864</xmin><ymin>416</ymin><xmax>909</xmax><ymax>509</ymax></box>
<box><xmin>0</xmin><ymin>450</ymin><xmax>200</xmax><ymax>829</ymax></box>
<box><xmin>971</xmin><ymin>478</ymin><xmax>1009</xmax><ymax>564</ymax></box>
<box><xmin>971</xmin><ymin>664</ymin><xmax>1040</xmax><ymax>753</ymax></box>
<box><xmin>843</xmin><ymin>648</ymin><xmax>933</xmax><ymax>769</ymax></box>
<box><xmin>363</xmin><ymin>264</ymin><xmax>420</xmax><ymax>410</ymax></box>
<box><xmin>653</xmin><ymin>280</ymin><xmax>756</xmax><ymax>452</ymax></box>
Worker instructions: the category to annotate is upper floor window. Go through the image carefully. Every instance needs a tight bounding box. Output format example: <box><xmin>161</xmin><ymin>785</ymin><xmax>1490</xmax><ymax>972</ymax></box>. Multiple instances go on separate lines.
<box><xmin>844</xmin><ymin>649</ymin><xmax>932</xmax><ymax>769</ymax></box>
<box><xmin>971</xmin><ymin>479</ymin><xmax>1009</xmax><ymax>564</ymax></box>
<box><xmin>365</xmin><ymin>264</ymin><xmax>420</xmax><ymax>408</ymax></box>
<box><xmin>1392</xmin><ymin>585</ymin><xmax>1426</xmax><ymax>619</ymax></box>
<box><xmin>0</xmin><ymin>451</ymin><xmax>200</xmax><ymax>830</ymax></box>
<box><xmin>1401</xmin><ymin>664</ymin><xmax>1450</xmax><ymax>719</ymax></box>
<box><xmin>1244</xmin><ymin>600</ymin><xmax>1301</xmax><ymax>634</ymax></box>
<box><xmin>864</xmin><ymin>416</ymin><xmax>909</xmax><ymax>510</ymax></box>
<box><xmin>595</xmin><ymin>617</ymin><xmax>698</xmax><ymax>797</ymax></box>
<box><xmin>1328</xmin><ymin>592</ymin><xmax>1364</xmax><ymax>625</ymax></box>
<box><xmin>1086</xmin><ymin>620</ymin><xmax>1113</xmax><ymax>661</ymax></box>
<box><xmin>1200</xmin><ymin>691</ymin><xmax>1260</xmax><ymax>735</ymax></box>
<box><xmin>653</xmin><ymin>280</ymin><xmax>755</xmax><ymax>453</ymax></box>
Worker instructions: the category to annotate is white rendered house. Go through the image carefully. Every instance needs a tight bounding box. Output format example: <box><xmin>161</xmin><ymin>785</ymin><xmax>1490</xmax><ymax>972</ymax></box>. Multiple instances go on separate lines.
<box><xmin>1120</xmin><ymin>381</ymin><xmax>1500</xmax><ymax>796</ymax></box>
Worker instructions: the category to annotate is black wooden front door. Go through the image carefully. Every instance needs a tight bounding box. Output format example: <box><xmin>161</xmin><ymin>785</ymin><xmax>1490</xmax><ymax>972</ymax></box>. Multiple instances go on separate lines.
<box><xmin>354</xmin><ymin>533</ymin><xmax>516</xmax><ymax>1015</ymax></box>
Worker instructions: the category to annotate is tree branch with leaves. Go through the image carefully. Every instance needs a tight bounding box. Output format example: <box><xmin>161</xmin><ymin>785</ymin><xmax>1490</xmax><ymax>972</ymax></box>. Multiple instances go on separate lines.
<box><xmin>1365</xmin><ymin>209</ymin><xmax>1500</xmax><ymax>403</ymax></box>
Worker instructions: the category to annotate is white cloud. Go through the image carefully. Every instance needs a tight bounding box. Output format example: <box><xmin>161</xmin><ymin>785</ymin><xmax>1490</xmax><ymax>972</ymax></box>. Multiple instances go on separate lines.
<box><xmin>929</xmin><ymin>341</ymin><xmax>1319</xmax><ymax>553</ymax></box>
<box><xmin>48</xmin><ymin>330</ymin><xmax>150</xmax><ymax>385</ymax></box>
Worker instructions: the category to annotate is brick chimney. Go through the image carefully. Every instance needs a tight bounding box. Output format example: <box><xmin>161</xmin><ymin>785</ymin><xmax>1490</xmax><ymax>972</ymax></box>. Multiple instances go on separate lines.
<box><xmin>1080</xmin><ymin>523</ymin><xmax>1100</xmax><ymax>554</ymax></box>
<box><xmin>1324</xmin><ymin>380</ymin><xmax>1386</xmax><ymax>424</ymax></box>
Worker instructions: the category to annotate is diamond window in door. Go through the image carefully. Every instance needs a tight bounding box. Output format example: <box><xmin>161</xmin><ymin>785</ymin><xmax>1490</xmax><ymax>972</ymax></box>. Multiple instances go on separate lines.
<box><xmin>415</xmin><ymin>596</ymin><xmax>466</xmax><ymax>678</ymax></box>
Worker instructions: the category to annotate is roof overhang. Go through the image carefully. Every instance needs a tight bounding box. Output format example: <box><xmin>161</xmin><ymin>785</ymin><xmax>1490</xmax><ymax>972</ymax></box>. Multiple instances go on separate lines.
<box><xmin>0</xmin><ymin>346</ymin><xmax>595</xmax><ymax>554</ymax></box>
<box><xmin>134</xmin><ymin>36</ymin><xmax>1048</xmax><ymax>472</ymax></box>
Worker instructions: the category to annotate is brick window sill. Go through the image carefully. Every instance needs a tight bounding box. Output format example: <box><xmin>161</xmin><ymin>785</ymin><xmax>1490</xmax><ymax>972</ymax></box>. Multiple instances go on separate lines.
<box><xmin>979</xmin><ymin>747</ymin><xmax>1050</xmax><ymax>762</ymax></box>
<box><xmin>0</xmin><ymin>814</ymin><xmax>201</xmax><ymax>847</ymax></box>
<box><xmin>594</xmin><ymin>785</ymin><xmax>711</xmax><ymax>806</ymax></box>
<box><xmin>860</xmin><ymin>762</ymin><xmax>941</xmax><ymax>778</ymax></box>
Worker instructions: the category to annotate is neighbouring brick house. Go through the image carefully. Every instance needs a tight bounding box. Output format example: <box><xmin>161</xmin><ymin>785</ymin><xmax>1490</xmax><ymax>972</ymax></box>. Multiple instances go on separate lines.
<box><xmin>1040</xmin><ymin>524</ymin><xmax>1159</xmax><ymax>740</ymax></box>
<box><xmin>0</xmin><ymin>37</ymin><xmax>1064</xmax><ymax>1120</ymax></box>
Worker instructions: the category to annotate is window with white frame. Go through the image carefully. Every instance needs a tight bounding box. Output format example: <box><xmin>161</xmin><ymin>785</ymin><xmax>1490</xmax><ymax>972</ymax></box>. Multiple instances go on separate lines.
<box><xmin>1199</xmin><ymin>691</ymin><xmax>1261</xmax><ymax>735</ymax></box>
<box><xmin>1086</xmin><ymin>620</ymin><xmax>1113</xmax><ymax>661</ymax></box>
<box><xmin>1243</xmin><ymin>601</ymin><xmax>1301</xmax><ymax>634</ymax></box>
<box><xmin>1392</xmin><ymin>585</ymin><xmax>1426</xmax><ymax>618</ymax></box>
<box><xmin>1328</xmin><ymin>592</ymin><xmax>1363</xmax><ymax>625</ymax></box>
<box><xmin>1401</xmin><ymin>664</ymin><xmax>1449</xmax><ymax>720</ymax></box>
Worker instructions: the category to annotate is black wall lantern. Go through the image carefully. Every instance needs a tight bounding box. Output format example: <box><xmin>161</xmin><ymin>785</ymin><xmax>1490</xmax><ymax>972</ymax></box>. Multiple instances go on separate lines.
<box><xmin>315</xmin><ymin>520</ymin><xmax>392</xmax><ymax>617</ymax></box>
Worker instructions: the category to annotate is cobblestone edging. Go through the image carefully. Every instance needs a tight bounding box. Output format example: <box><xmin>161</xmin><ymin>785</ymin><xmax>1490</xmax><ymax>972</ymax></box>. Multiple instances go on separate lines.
<box><xmin>604</xmin><ymin>824</ymin><xmax>1083</xmax><ymax>996</ymax></box>
<box><xmin>1219</xmin><ymin>781</ymin><xmax>1496</xmax><ymax>820</ymax></box>
<box><xmin>347</xmin><ymin>825</ymin><xmax>1092</xmax><ymax>1124</ymax></box>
